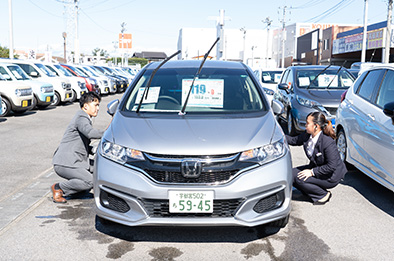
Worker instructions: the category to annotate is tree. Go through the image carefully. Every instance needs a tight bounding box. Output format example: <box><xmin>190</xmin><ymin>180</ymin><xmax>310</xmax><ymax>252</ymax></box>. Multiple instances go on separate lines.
<box><xmin>92</xmin><ymin>48</ymin><xmax>108</xmax><ymax>57</ymax></box>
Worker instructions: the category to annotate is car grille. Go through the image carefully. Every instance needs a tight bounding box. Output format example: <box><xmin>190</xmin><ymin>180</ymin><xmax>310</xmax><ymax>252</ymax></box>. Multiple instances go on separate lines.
<box><xmin>100</xmin><ymin>190</ymin><xmax>130</xmax><ymax>213</ymax></box>
<box><xmin>128</xmin><ymin>153</ymin><xmax>255</xmax><ymax>185</ymax></box>
<box><xmin>140</xmin><ymin>198</ymin><xmax>244</xmax><ymax>217</ymax></box>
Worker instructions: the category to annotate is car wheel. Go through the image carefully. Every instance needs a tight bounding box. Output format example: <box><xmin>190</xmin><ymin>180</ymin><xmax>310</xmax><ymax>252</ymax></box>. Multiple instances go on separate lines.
<box><xmin>1</xmin><ymin>98</ymin><xmax>11</xmax><ymax>116</ymax></box>
<box><xmin>269</xmin><ymin>214</ymin><xmax>289</xmax><ymax>228</ymax></box>
<box><xmin>287</xmin><ymin>110</ymin><xmax>296</xmax><ymax>136</ymax></box>
<box><xmin>71</xmin><ymin>90</ymin><xmax>77</xmax><ymax>102</ymax></box>
<box><xmin>32</xmin><ymin>96</ymin><xmax>37</xmax><ymax>109</ymax></box>
<box><xmin>336</xmin><ymin>129</ymin><xmax>347</xmax><ymax>162</ymax></box>
<box><xmin>51</xmin><ymin>92</ymin><xmax>61</xmax><ymax>106</ymax></box>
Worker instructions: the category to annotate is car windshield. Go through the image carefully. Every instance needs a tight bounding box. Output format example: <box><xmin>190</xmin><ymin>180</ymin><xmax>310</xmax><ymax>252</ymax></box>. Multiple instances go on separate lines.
<box><xmin>296</xmin><ymin>68</ymin><xmax>354</xmax><ymax>89</ymax></box>
<box><xmin>123</xmin><ymin>66</ymin><xmax>266</xmax><ymax>113</ymax></box>
<box><xmin>7</xmin><ymin>65</ymin><xmax>30</xmax><ymax>80</ymax></box>
<box><xmin>35</xmin><ymin>63</ymin><xmax>55</xmax><ymax>77</ymax></box>
<box><xmin>83</xmin><ymin>66</ymin><xmax>98</xmax><ymax>77</ymax></box>
<box><xmin>54</xmin><ymin>64</ymin><xmax>73</xmax><ymax>77</ymax></box>
<box><xmin>261</xmin><ymin>71</ymin><xmax>283</xmax><ymax>84</ymax></box>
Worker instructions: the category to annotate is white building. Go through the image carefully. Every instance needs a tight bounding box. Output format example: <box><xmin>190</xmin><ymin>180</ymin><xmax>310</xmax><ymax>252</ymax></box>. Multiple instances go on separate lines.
<box><xmin>177</xmin><ymin>27</ymin><xmax>276</xmax><ymax>69</ymax></box>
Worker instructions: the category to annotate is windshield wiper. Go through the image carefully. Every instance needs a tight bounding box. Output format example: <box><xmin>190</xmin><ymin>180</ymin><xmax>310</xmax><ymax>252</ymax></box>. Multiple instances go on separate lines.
<box><xmin>179</xmin><ymin>37</ymin><xmax>220</xmax><ymax>115</ymax></box>
<box><xmin>136</xmin><ymin>50</ymin><xmax>181</xmax><ymax>113</ymax></box>
<box><xmin>326</xmin><ymin>60</ymin><xmax>347</xmax><ymax>89</ymax></box>
<box><xmin>307</xmin><ymin>64</ymin><xmax>331</xmax><ymax>89</ymax></box>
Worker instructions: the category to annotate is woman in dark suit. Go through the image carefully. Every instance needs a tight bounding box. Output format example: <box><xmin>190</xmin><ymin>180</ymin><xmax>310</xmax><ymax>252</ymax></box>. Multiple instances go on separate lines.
<box><xmin>286</xmin><ymin>112</ymin><xmax>347</xmax><ymax>205</ymax></box>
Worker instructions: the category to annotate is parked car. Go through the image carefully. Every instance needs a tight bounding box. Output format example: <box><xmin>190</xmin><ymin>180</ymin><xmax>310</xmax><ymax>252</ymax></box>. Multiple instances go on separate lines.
<box><xmin>61</xmin><ymin>64</ymin><xmax>99</xmax><ymax>94</ymax></box>
<box><xmin>0</xmin><ymin>63</ymin><xmax>54</xmax><ymax>109</ymax></box>
<box><xmin>4</xmin><ymin>59</ymin><xmax>73</xmax><ymax>106</ymax></box>
<box><xmin>94</xmin><ymin>60</ymin><xmax>292</xmax><ymax>229</ymax></box>
<box><xmin>336</xmin><ymin>65</ymin><xmax>394</xmax><ymax>192</ymax></box>
<box><xmin>87</xmin><ymin>65</ymin><xmax>118</xmax><ymax>94</ymax></box>
<box><xmin>0</xmin><ymin>74</ymin><xmax>34</xmax><ymax>116</ymax></box>
<box><xmin>93</xmin><ymin>65</ymin><xmax>127</xmax><ymax>92</ymax></box>
<box><xmin>254</xmin><ymin>68</ymin><xmax>285</xmax><ymax>104</ymax></box>
<box><xmin>44</xmin><ymin>62</ymin><xmax>87</xmax><ymax>102</ymax></box>
<box><xmin>76</xmin><ymin>65</ymin><xmax>111</xmax><ymax>95</ymax></box>
<box><xmin>274</xmin><ymin>65</ymin><xmax>355</xmax><ymax>135</ymax></box>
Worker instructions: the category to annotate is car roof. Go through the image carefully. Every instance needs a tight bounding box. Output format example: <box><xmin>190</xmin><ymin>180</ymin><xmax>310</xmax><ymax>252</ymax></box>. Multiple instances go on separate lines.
<box><xmin>145</xmin><ymin>60</ymin><xmax>246</xmax><ymax>70</ymax></box>
<box><xmin>289</xmin><ymin>65</ymin><xmax>345</xmax><ymax>70</ymax></box>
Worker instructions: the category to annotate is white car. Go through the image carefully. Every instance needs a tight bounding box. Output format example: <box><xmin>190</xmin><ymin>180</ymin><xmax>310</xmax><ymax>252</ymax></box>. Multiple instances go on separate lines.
<box><xmin>254</xmin><ymin>68</ymin><xmax>285</xmax><ymax>104</ymax></box>
<box><xmin>44</xmin><ymin>62</ymin><xmax>87</xmax><ymax>102</ymax></box>
<box><xmin>0</xmin><ymin>74</ymin><xmax>34</xmax><ymax>116</ymax></box>
<box><xmin>2</xmin><ymin>59</ymin><xmax>73</xmax><ymax>106</ymax></box>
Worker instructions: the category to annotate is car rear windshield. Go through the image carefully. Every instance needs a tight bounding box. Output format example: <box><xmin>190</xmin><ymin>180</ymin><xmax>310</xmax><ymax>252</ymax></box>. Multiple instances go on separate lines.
<box><xmin>296</xmin><ymin>68</ymin><xmax>354</xmax><ymax>89</ymax></box>
<box><xmin>123</xmin><ymin>67</ymin><xmax>266</xmax><ymax>113</ymax></box>
<box><xmin>261</xmin><ymin>71</ymin><xmax>283</xmax><ymax>84</ymax></box>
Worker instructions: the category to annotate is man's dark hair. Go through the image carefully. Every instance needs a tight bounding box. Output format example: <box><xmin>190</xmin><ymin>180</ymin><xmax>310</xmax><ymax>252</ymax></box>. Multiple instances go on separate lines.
<box><xmin>79</xmin><ymin>91</ymin><xmax>101</xmax><ymax>108</ymax></box>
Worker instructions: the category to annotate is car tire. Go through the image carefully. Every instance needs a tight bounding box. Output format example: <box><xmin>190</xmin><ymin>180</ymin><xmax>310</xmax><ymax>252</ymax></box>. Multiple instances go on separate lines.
<box><xmin>269</xmin><ymin>214</ymin><xmax>289</xmax><ymax>228</ymax></box>
<box><xmin>287</xmin><ymin>110</ymin><xmax>297</xmax><ymax>136</ymax></box>
<box><xmin>32</xmin><ymin>96</ymin><xmax>37</xmax><ymax>109</ymax></box>
<box><xmin>336</xmin><ymin>129</ymin><xmax>347</xmax><ymax>162</ymax></box>
<box><xmin>1</xmin><ymin>98</ymin><xmax>11</xmax><ymax>116</ymax></box>
<box><xmin>71</xmin><ymin>90</ymin><xmax>77</xmax><ymax>103</ymax></box>
<box><xmin>51</xmin><ymin>92</ymin><xmax>61</xmax><ymax>106</ymax></box>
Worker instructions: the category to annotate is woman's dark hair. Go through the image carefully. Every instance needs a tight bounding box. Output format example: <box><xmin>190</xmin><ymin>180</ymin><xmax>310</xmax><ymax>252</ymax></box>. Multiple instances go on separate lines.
<box><xmin>79</xmin><ymin>91</ymin><xmax>101</xmax><ymax>108</ymax></box>
<box><xmin>307</xmin><ymin>111</ymin><xmax>336</xmax><ymax>139</ymax></box>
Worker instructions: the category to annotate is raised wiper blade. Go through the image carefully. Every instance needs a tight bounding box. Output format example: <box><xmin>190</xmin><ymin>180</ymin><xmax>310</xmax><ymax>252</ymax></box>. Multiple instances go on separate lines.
<box><xmin>326</xmin><ymin>60</ymin><xmax>347</xmax><ymax>89</ymax></box>
<box><xmin>136</xmin><ymin>50</ymin><xmax>181</xmax><ymax>113</ymax></box>
<box><xmin>307</xmin><ymin>64</ymin><xmax>331</xmax><ymax>89</ymax></box>
<box><xmin>179</xmin><ymin>37</ymin><xmax>220</xmax><ymax>115</ymax></box>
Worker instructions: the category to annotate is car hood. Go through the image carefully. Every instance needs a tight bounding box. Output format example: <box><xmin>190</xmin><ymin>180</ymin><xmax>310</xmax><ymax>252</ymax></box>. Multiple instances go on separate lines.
<box><xmin>297</xmin><ymin>88</ymin><xmax>346</xmax><ymax>107</ymax></box>
<box><xmin>105</xmin><ymin>112</ymin><xmax>279</xmax><ymax>156</ymax></box>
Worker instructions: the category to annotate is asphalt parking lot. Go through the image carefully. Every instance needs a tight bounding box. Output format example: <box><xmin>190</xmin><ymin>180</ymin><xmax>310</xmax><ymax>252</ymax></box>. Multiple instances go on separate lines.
<box><xmin>0</xmin><ymin>93</ymin><xmax>393</xmax><ymax>260</ymax></box>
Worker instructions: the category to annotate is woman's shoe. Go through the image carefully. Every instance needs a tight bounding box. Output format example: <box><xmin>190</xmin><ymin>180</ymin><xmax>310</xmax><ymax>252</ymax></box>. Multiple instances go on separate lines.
<box><xmin>313</xmin><ymin>192</ymin><xmax>332</xmax><ymax>205</ymax></box>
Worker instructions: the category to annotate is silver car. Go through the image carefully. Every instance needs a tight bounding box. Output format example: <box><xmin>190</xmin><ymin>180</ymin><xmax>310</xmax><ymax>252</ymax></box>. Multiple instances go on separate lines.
<box><xmin>336</xmin><ymin>65</ymin><xmax>394</xmax><ymax>192</ymax></box>
<box><xmin>94</xmin><ymin>60</ymin><xmax>292</xmax><ymax>228</ymax></box>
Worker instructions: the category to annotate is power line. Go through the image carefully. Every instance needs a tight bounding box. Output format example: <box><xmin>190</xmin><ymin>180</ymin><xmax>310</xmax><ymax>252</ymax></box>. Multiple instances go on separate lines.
<box><xmin>303</xmin><ymin>0</ymin><xmax>356</xmax><ymax>23</ymax></box>
<box><xmin>28</xmin><ymin>0</ymin><xmax>62</xmax><ymax>18</ymax></box>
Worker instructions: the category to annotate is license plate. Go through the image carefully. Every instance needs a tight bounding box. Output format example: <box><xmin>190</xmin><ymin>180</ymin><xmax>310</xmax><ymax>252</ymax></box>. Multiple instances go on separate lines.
<box><xmin>66</xmin><ymin>93</ymin><xmax>71</xmax><ymax>98</ymax></box>
<box><xmin>105</xmin><ymin>87</ymin><xmax>109</xmax><ymax>92</ymax></box>
<box><xmin>22</xmin><ymin>100</ymin><xmax>28</xmax><ymax>107</ymax></box>
<box><xmin>121</xmin><ymin>84</ymin><xmax>124</xmax><ymax>88</ymax></box>
<box><xmin>169</xmin><ymin>191</ymin><xmax>213</xmax><ymax>213</ymax></box>
<box><xmin>46</xmin><ymin>96</ymin><xmax>51</xmax><ymax>102</ymax></box>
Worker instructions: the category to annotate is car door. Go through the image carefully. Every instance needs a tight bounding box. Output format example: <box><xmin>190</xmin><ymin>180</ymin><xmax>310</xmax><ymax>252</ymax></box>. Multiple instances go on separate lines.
<box><xmin>348</xmin><ymin>69</ymin><xmax>384</xmax><ymax>167</ymax></box>
<box><xmin>276</xmin><ymin>69</ymin><xmax>293</xmax><ymax>119</ymax></box>
<box><xmin>362</xmin><ymin>69</ymin><xmax>394</xmax><ymax>187</ymax></box>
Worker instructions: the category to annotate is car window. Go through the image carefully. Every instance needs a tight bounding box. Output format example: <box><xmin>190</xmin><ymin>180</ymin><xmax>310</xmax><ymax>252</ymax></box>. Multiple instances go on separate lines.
<box><xmin>0</xmin><ymin>67</ymin><xmax>12</xmax><ymax>80</ymax></box>
<box><xmin>17</xmin><ymin>64</ymin><xmax>39</xmax><ymax>76</ymax></box>
<box><xmin>357</xmin><ymin>69</ymin><xmax>383</xmax><ymax>102</ymax></box>
<box><xmin>376</xmin><ymin>69</ymin><xmax>394</xmax><ymax>108</ymax></box>
<box><xmin>123</xmin><ymin>67</ymin><xmax>266</xmax><ymax>113</ymax></box>
<box><xmin>280</xmin><ymin>70</ymin><xmax>289</xmax><ymax>84</ymax></box>
<box><xmin>45</xmin><ymin>65</ymin><xmax>59</xmax><ymax>76</ymax></box>
<box><xmin>296</xmin><ymin>68</ymin><xmax>354</xmax><ymax>89</ymax></box>
<box><xmin>35</xmin><ymin>63</ymin><xmax>55</xmax><ymax>77</ymax></box>
<box><xmin>261</xmin><ymin>71</ymin><xmax>283</xmax><ymax>84</ymax></box>
<box><xmin>54</xmin><ymin>64</ymin><xmax>73</xmax><ymax>77</ymax></box>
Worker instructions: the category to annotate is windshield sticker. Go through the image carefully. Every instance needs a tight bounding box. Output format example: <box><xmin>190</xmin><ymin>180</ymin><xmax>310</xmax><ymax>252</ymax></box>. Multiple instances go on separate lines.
<box><xmin>136</xmin><ymin>86</ymin><xmax>160</xmax><ymax>104</ymax></box>
<box><xmin>263</xmin><ymin>75</ymin><xmax>271</xmax><ymax>82</ymax></box>
<box><xmin>318</xmin><ymin>74</ymin><xmax>338</xmax><ymax>87</ymax></box>
<box><xmin>182</xmin><ymin>79</ymin><xmax>224</xmax><ymax>108</ymax></box>
<box><xmin>274</xmin><ymin>74</ymin><xmax>282</xmax><ymax>83</ymax></box>
<box><xmin>299</xmin><ymin>77</ymin><xmax>310</xmax><ymax>86</ymax></box>
<box><xmin>342</xmin><ymin>78</ymin><xmax>353</xmax><ymax>87</ymax></box>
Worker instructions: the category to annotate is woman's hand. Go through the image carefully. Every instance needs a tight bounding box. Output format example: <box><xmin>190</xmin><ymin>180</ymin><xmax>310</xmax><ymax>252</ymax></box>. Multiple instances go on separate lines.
<box><xmin>297</xmin><ymin>169</ymin><xmax>313</xmax><ymax>181</ymax></box>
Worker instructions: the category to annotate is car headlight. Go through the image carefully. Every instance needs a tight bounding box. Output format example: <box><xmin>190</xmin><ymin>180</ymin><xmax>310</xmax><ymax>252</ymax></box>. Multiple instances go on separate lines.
<box><xmin>101</xmin><ymin>140</ymin><xmax>145</xmax><ymax>164</ymax></box>
<box><xmin>239</xmin><ymin>137</ymin><xmax>286</xmax><ymax>165</ymax></box>
<box><xmin>263</xmin><ymin>87</ymin><xmax>275</xmax><ymax>96</ymax></box>
<box><xmin>41</xmin><ymin>86</ymin><xmax>54</xmax><ymax>93</ymax></box>
<box><xmin>296</xmin><ymin>95</ymin><xmax>322</xmax><ymax>108</ymax></box>
<box><xmin>61</xmin><ymin>82</ymin><xmax>67</xmax><ymax>89</ymax></box>
<box><xmin>15</xmin><ymin>88</ymin><xmax>32</xmax><ymax>97</ymax></box>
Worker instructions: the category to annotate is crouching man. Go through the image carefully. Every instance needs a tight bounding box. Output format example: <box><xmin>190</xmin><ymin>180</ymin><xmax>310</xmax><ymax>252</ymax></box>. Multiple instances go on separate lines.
<box><xmin>51</xmin><ymin>92</ymin><xmax>104</xmax><ymax>203</ymax></box>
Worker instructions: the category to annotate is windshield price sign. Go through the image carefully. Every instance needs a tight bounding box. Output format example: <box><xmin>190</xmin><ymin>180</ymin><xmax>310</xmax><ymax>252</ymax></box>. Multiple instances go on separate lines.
<box><xmin>136</xmin><ymin>86</ymin><xmax>160</xmax><ymax>104</ymax></box>
<box><xmin>169</xmin><ymin>190</ymin><xmax>214</xmax><ymax>213</ymax></box>
<box><xmin>182</xmin><ymin>79</ymin><xmax>224</xmax><ymax>108</ymax></box>
<box><xmin>318</xmin><ymin>74</ymin><xmax>338</xmax><ymax>87</ymax></box>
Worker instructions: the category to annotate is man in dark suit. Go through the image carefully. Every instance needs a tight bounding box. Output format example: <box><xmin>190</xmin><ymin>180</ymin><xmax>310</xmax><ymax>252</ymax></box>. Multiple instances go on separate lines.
<box><xmin>51</xmin><ymin>92</ymin><xmax>104</xmax><ymax>203</ymax></box>
<box><xmin>286</xmin><ymin>112</ymin><xmax>347</xmax><ymax>205</ymax></box>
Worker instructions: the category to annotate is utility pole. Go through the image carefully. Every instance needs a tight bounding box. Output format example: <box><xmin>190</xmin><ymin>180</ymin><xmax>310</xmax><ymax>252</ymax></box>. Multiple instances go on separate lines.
<box><xmin>263</xmin><ymin>17</ymin><xmax>273</xmax><ymax>67</ymax></box>
<box><xmin>63</xmin><ymin>32</ymin><xmax>67</xmax><ymax>61</ymax></box>
<box><xmin>8</xmin><ymin>0</ymin><xmax>14</xmax><ymax>59</ymax></box>
<box><xmin>279</xmin><ymin>6</ymin><xmax>288</xmax><ymax>68</ymax></box>
<box><xmin>240</xmin><ymin>27</ymin><xmax>246</xmax><ymax>63</ymax></box>
<box><xmin>384</xmin><ymin>0</ymin><xmax>393</xmax><ymax>63</ymax></box>
<box><xmin>361</xmin><ymin>0</ymin><xmax>368</xmax><ymax>63</ymax></box>
<box><xmin>120</xmin><ymin>22</ymin><xmax>127</xmax><ymax>66</ymax></box>
<box><xmin>74</xmin><ymin>0</ymin><xmax>80</xmax><ymax>64</ymax></box>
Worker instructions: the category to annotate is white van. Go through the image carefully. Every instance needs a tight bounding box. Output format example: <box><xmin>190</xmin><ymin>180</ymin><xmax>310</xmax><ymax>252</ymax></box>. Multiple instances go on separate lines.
<box><xmin>3</xmin><ymin>59</ymin><xmax>73</xmax><ymax>106</ymax></box>
<box><xmin>0</xmin><ymin>74</ymin><xmax>34</xmax><ymax>116</ymax></box>
<box><xmin>44</xmin><ymin>62</ymin><xmax>87</xmax><ymax>102</ymax></box>
<box><xmin>0</xmin><ymin>63</ymin><xmax>54</xmax><ymax>109</ymax></box>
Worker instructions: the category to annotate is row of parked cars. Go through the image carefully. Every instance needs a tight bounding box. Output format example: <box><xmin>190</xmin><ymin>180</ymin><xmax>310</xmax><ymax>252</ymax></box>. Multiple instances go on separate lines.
<box><xmin>253</xmin><ymin>64</ymin><xmax>394</xmax><ymax>193</ymax></box>
<box><xmin>0</xmin><ymin>58</ymin><xmax>138</xmax><ymax>117</ymax></box>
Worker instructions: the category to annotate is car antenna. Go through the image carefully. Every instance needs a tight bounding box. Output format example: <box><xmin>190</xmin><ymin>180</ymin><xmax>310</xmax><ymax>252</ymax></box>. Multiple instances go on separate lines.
<box><xmin>307</xmin><ymin>64</ymin><xmax>331</xmax><ymax>89</ymax></box>
<box><xmin>179</xmin><ymin>37</ymin><xmax>220</xmax><ymax>116</ymax></box>
<box><xmin>326</xmin><ymin>60</ymin><xmax>347</xmax><ymax>89</ymax></box>
<box><xmin>136</xmin><ymin>50</ymin><xmax>181</xmax><ymax>113</ymax></box>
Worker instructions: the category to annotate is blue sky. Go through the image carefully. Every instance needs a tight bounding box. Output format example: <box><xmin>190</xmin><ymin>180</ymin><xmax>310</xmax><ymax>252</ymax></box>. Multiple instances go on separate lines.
<box><xmin>0</xmin><ymin>0</ymin><xmax>390</xmax><ymax>57</ymax></box>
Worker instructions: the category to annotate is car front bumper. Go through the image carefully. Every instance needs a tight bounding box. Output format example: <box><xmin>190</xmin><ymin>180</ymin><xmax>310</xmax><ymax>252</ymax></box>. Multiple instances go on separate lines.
<box><xmin>94</xmin><ymin>149</ymin><xmax>292</xmax><ymax>227</ymax></box>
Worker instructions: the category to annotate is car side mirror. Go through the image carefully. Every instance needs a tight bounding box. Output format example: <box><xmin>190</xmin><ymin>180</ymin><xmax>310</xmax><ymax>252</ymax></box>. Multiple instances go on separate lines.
<box><xmin>107</xmin><ymin>99</ymin><xmax>119</xmax><ymax>116</ymax></box>
<box><xmin>271</xmin><ymin>100</ymin><xmax>284</xmax><ymax>115</ymax></box>
<box><xmin>278</xmin><ymin>83</ymin><xmax>290</xmax><ymax>93</ymax></box>
<box><xmin>383</xmin><ymin>102</ymin><xmax>394</xmax><ymax>124</ymax></box>
<box><xmin>30</xmin><ymin>71</ymin><xmax>39</xmax><ymax>78</ymax></box>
